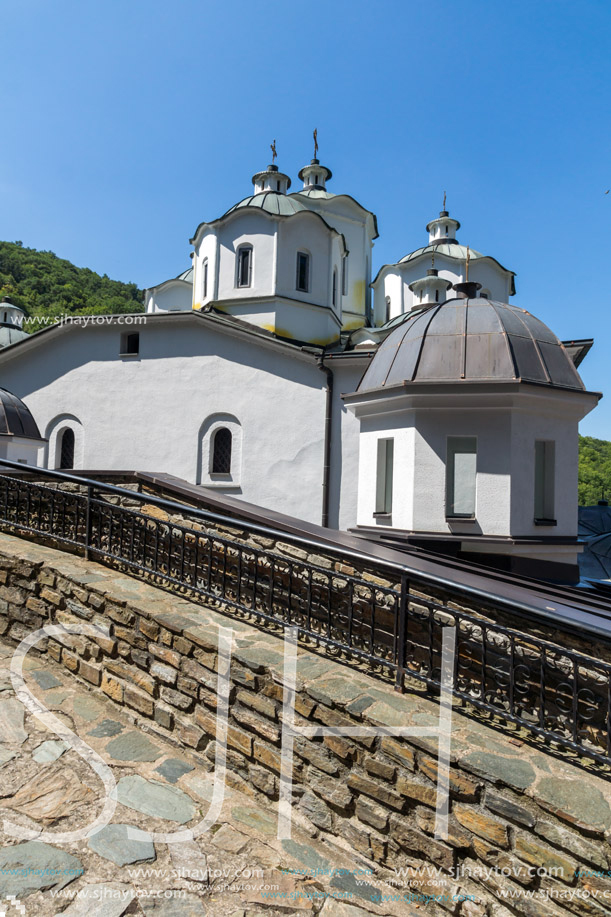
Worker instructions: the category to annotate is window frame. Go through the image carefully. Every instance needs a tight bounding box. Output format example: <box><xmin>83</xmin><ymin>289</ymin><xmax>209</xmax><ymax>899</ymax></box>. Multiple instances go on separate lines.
<box><xmin>534</xmin><ymin>440</ymin><xmax>556</xmax><ymax>524</ymax></box>
<box><xmin>211</xmin><ymin>426</ymin><xmax>233</xmax><ymax>476</ymax></box>
<box><xmin>374</xmin><ymin>438</ymin><xmax>394</xmax><ymax>516</ymax></box>
<box><xmin>296</xmin><ymin>251</ymin><xmax>310</xmax><ymax>293</ymax></box>
<box><xmin>236</xmin><ymin>245</ymin><xmax>253</xmax><ymax>289</ymax></box>
<box><xmin>58</xmin><ymin>427</ymin><xmax>75</xmax><ymax>470</ymax></box>
<box><xmin>120</xmin><ymin>331</ymin><xmax>140</xmax><ymax>356</ymax></box>
<box><xmin>446</xmin><ymin>436</ymin><xmax>477</xmax><ymax>519</ymax></box>
<box><xmin>202</xmin><ymin>258</ymin><xmax>209</xmax><ymax>299</ymax></box>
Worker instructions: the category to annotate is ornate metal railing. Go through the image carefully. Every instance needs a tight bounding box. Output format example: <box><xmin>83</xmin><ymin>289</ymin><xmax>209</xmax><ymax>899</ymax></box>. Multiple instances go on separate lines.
<box><xmin>0</xmin><ymin>463</ymin><xmax>610</xmax><ymax>767</ymax></box>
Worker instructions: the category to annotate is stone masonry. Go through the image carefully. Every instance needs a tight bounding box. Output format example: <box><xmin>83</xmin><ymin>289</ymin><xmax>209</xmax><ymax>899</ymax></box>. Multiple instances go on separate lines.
<box><xmin>1</xmin><ymin>532</ymin><xmax>611</xmax><ymax>916</ymax></box>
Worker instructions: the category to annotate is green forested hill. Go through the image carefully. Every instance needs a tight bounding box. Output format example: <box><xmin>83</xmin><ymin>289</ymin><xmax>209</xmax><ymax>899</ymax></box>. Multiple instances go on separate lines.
<box><xmin>579</xmin><ymin>436</ymin><xmax>611</xmax><ymax>506</ymax></box>
<box><xmin>0</xmin><ymin>241</ymin><xmax>143</xmax><ymax>327</ymax></box>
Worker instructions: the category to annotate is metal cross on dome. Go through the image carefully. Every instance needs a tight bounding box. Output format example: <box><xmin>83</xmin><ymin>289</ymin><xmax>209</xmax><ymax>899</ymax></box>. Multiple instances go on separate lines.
<box><xmin>313</xmin><ymin>128</ymin><xmax>318</xmax><ymax>159</ymax></box>
<box><xmin>270</xmin><ymin>139</ymin><xmax>277</xmax><ymax>163</ymax></box>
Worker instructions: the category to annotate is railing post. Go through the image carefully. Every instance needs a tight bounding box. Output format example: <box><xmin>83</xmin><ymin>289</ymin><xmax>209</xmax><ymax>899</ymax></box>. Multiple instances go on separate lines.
<box><xmin>395</xmin><ymin>572</ymin><xmax>408</xmax><ymax>693</ymax></box>
<box><xmin>84</xmin><ymin>484</ymin><xmax>93</xmax><ymax>560</ymax></box>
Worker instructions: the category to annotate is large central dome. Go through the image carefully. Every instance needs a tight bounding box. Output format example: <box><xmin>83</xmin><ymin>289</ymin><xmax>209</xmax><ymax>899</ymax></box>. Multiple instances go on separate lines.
<box><xmin>358</xmin><ymin>296</ymin><xmax>586</xmax><ymax>392</ymax></box>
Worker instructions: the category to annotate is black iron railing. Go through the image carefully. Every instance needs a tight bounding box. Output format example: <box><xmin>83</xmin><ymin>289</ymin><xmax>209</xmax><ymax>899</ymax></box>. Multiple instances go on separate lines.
<box><xmin>0</xmin><ymin>461</ymin><xmax>610</xmax><ymax>767</ymax></box>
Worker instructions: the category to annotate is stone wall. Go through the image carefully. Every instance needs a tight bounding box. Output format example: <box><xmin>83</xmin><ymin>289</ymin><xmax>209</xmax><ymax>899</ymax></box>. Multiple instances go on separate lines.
<box><xmin>1</xmin><ymin>534</ymin><xmax>611</xmax><ymax>917</ymax></box>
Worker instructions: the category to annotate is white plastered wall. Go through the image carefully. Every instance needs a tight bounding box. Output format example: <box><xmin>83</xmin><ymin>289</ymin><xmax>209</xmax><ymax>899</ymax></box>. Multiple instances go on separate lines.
<box><xmin>0</xmin><ymin>318</ymin><xmax>361</xmax><ymax>527</ymax></box>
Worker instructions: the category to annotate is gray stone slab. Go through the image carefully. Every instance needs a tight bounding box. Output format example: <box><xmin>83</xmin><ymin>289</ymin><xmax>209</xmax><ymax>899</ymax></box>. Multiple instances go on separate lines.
<box><xmin>0</xmin><ymin>747</ymin><xmax>16</xmax><ymax>768</ymax></box>
<box><xmin>139</xmin><ymin>895</ymin><xmax>207</xmax><ymax>916</ymax></box>
<box><xmin>88</xmin><ymin>823</ymin><xmax>155</xmax><ymax>867</ymax></box>
<box><xmin>105</xmin><ymin>731</ymin><xmax>162</xmax><ymax>762</ymax></box>
<box><xmin>73</xmin><ymin>695</ymin><xmax>105</xmax><ymax>722</ymax></box>
<box><xmin>231</xmin><ymin>805</ymin><xmax>276</xmax><ymax>836</ymax></box>
<box><xmin>154</xmin><ymin>757</ymin><xmax>194</xmax><ymax>784</ymax></box>
<box><xmin>32</xmin><ymin>739</ymin><xmax>69</xmax><ymax>764</ymax></box>
<box><xmin>0</xmin><ymin>840</ymin><xmax>84</xmax><ymax>897</ymax></box>
<box><xmin>113</xmin><ymin>776</ymin><xmax>195</xmax><ymax>824</ymax></box>
<box><xmin>460</xmin><ymin>751</ymin><xmax>536</xmax><ymax>790</ymax></box>
<box><xmin>88</xmin><ymin>719</ymin><xmax>124</xmax><ymax>738</ymax></box>
<box><xmin>44</xmin><ymin>688</ymin><xmax>70</xmax><ymax>707</ymax></box>
<box><xmin>330</xmin><ymin>871</ymin><xmax>379</xmax><ymax>904</ymax></box>
<box><xmin>531</xmin><ymin>777</ymin><xmax>611</xmax><ymax>832</ymax></box>
<box><xmin>31</xmin><ymin>669</ymin><xmax>62</xmax><ymax>690</ymax></box>
<box><xmin>0</xmin><ymin>697</ymin><xmax>27</xmax><ymax>745</ymax></box>
<box><xmin>281</xmin><ymin>839</ymin><xmax>330</xmax><ymax>872</ymax></box>
<box><xmin>56</xmin><ymin>882</ymin><xmax>134</xmax><ymax>917</ymax></box>
<box><xmin>168</xmin><ymin>839</ymin><xmax>208</xmax><ymax>883</ymax></box>
<box><xmin>211</xmin><ymin>823</ymin><xmax>249</xmax><ymax>853</ymax></box>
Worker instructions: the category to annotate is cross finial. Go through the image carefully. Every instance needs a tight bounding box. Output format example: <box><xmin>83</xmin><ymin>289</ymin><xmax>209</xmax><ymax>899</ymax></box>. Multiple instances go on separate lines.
<box><xmin>313</xmin><ymin>128</ymin><xmax>318</xmax><ymax>159</ymax></box>
<box><xmin>443</xmin><ymin>190</ymin><xmax>447</xmax><ymax>210</ymax></box>
<box><xmin>270</xmin><ymin>139</ymin><xmax>277</xmax><ymax>163</ymax></box>
<box><xmin>465</xmin><ymin>246</ymin><xmax>470</xmax><ymax>281</ymax></box>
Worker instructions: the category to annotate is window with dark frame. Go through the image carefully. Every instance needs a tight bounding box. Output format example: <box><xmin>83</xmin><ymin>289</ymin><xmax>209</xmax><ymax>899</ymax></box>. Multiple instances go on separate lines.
<box><xmin>375</xmin><ymin>438</ymin><xmax>394</xmax><ymax>515</ymax></box>
<box><xmin>236</xmin><ymin>246</ymin><xmax>253</xmax><ymax>288</ymax></box>
<box><xmin>341</xmin><ymin>257</ymin><xmax>347</xmax><ymax>295</ymax></box>
<box><xmin>332</xmin><ymin>268</ymin><xmax>337</xmax><ymax>307</ymax></box>
<box><xmin>446</xmin><ymin>436</ymin><xmax>477</xmax><ymax>518</ymax></box>
<box><xmin>59</xmin><ymin>428</ymin><xmax>75</xmax><ymax>469</ymax></box>
<box><xmin>202</xmin><ymin>259</ymin><xmax>208</xmax><ymax>299</ymax></box>
<box><xmin>534</xmin><ymin>440</ymin><xmax>556</xmax><ymax>522</ymax></box>
<box><xmin>212</xmin><ymin>427</ymin><xmax>232</xmax><ymax>474</ymax></box>
<box><xmin>296</xmin><ymin>252</ymin><xmax>310</xmax><ymax>292</ymax></box>
<box><xmin>120</xmin><ymin>332</ymin><xmax>139</xmax><ymax>355</ymax></box>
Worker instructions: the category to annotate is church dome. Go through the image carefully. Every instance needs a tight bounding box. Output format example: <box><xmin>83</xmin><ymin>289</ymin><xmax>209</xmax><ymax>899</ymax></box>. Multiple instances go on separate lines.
<box><xmin>358</xmin><ymin>292</ymin><xmax>586</xmax><ymax>392</ymax></box>
<box><xmin>223</xmin><ymin>192</ymin><xmax>308</xmax><ymax>218</ymax></box>
<box><xmin>0</xmin><ymin>388</ymin><xmax>42</xmax><ymax>438</ymax></box>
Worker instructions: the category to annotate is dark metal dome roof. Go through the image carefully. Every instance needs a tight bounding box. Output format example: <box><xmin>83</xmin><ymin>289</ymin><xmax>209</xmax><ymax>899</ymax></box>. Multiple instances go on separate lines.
<box><xmin>0</xmin><ymin>389</ymin><xmax>42</xmax><ymax>438</ymax></box>
<box><xmin>358</xmin><ymin>298</ymin><xmax>586</xmax><ymax>392</ymax></box>
<box><xmin>224</xmin><ymin>192</ymin><xmax>308</xmax><ymax>217</ymax></box>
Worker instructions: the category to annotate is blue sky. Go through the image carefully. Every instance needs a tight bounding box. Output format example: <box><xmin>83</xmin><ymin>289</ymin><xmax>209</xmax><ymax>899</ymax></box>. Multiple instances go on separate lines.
<box><xmin>1</xmin><ymin>0</ymin><xmax>610</xmax><ymax>436</ymax></box>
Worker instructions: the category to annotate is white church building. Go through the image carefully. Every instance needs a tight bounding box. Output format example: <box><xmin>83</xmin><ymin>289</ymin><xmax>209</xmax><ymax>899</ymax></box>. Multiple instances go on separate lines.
<box><xmin>0</xmin><ymin>150</ymin><xmax>600</xmax><ymax>582</ymax></box>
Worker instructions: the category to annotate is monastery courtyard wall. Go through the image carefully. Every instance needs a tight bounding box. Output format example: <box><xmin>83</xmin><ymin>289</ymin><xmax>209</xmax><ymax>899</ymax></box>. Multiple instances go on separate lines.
<box><xmin>0</xmin><ymin>532</ymin><xmax>610</xmax><ymax>916</ymax></box>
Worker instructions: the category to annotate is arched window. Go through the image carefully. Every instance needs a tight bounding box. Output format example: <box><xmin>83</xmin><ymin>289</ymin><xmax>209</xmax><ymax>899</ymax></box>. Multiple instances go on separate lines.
<box><xmin>212</xmin><ymin>427</ymin><xmax>232</xmax><ymax>474</ymax></box>
<box><xmin>332</xmin><ymin>268</ymin><xmax>338</xmax><ymax>308</ymax></box>
<box><xmin>341</xmin><ymin>256</ymin><xmax>348</xmax><ymax>296</ymax></box>
<box><xmin>236</xmin><ymin>245</ymin><xmax>253</xmax><ymax>288</ymax></box>
<box><xmin>296</xmin><ymin>252</ymin><xmax>310</xmax><ymax>292</ymax></box>
<box><xmin>202</xmin><ymin>259</ymin><xmax>208</xmax><ymax>299</ymax></box>
<box><xmin>59</xmin><ymin>428</ymin><xmax>75</xmax><ymax>469</ymax></box>
<box><xmin>385</xmin><ymin>296</ymin><xmax>391</xmax><ymax>323</ymax></box>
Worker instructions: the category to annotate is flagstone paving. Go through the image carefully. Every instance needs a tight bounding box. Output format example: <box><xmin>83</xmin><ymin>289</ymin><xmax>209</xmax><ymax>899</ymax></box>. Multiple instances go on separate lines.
<box><xmin>0</xmin><ymin>638</ymin><xmax>399</xmax><ymax>916</ymax></box>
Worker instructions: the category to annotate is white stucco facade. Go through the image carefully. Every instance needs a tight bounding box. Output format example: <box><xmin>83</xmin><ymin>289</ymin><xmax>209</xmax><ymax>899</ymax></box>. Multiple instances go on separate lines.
<box><xmin>0</xmin><ymin>313</ymin><xmax>367</xmax><ymax>530</ymax></box>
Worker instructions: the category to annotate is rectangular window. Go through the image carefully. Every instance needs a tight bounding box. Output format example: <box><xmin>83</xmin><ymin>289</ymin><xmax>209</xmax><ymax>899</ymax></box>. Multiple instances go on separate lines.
<box><xmin>237</xmin><ymin>247</ymin><xmax>252</xmax><ymax>287</ymax></box>
<box><xmin>202</xmin><ymin>259</ymin><xmax>208</xmax><ymax>298</ymax></box>
<box><xmin>341</xmin><ymin>256</ymin><xmax>347</xmax><ymax>295</ymax></box>
<box><xmin>534</xmin><ymin>440</ymin><xmax>555</xmax><ymax>522</ymax></box>
<box><xmin>296</xmin><ymin>252</ymin><xmax>309</xmax><ymax>292</ymax></box>
<box><xmin>120</xmin><ymin>332</ymin><xmax>139</xmax><ymax>356</ymax></box>
<box><xmin>446</xmin><ymin>436</ymin><xmax>477</xmax><ymax>518</ymax></box>
<box><xmin>375</xmin><ymin>438</ymin><xmax>394</xmax><ymax>515</ymax></box>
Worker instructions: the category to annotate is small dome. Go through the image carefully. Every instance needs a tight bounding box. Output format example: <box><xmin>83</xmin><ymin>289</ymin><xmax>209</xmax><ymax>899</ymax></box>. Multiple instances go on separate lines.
<box><xmin>176</xmin><ymin>267</ymin><xmax>193</xmax><ymax>282</ymax></box>
<box><xmin>0</xmin><ymin>326</ymin><xmax>29</xmax><ymax>349</ymax></box>
<box><xmin>358</xmin><ymin>297</ymin><xmax>586</xmax><ymax>392</ymax></box>
<box><xmin>223</xmin><ymin>192</ymin><xmax>309</xmax><ymax>218</ymax></box>
<box><xmin>0</xmin><ymin>389</ymin><xmax>42</xmax><ymax>438</ymax></box>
